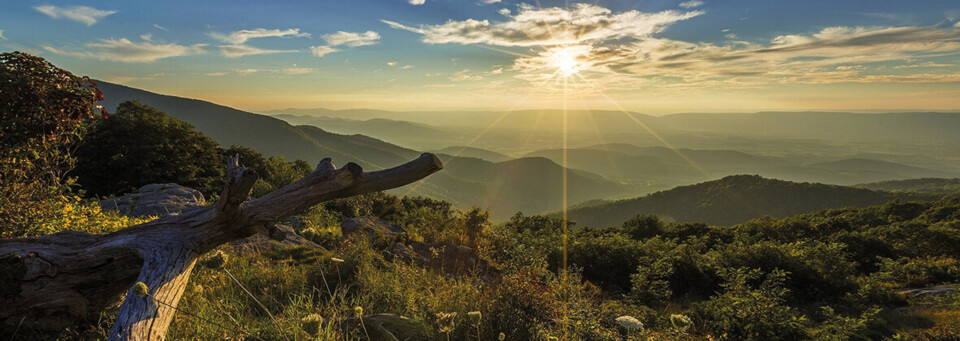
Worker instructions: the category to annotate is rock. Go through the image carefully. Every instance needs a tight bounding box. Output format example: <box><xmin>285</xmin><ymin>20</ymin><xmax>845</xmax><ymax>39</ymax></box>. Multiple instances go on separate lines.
<box><xmin>229</xmin><ymin>224</ymin><xmax>323</xmax><ymax>253</ymax></box>
<box><xmin>340</xmin><ymin>314</ymin><xmax>433</xmax><ymax>341</ymax></box>
<box><xmin>100</xmin><ymin>183</ymin><xmax>205</xmax><ymax>217</ymax></box>
<box><xmin>898</xmin><ymin>285</ymin><xmax>956</xmax><ymax>299</ymax></box>
<box><xmin>341</xmin><ymin>217</ymin><xmax>405</xmax><ymax>246</ymax></box>
<box><xmin>389</xmin><ymin>241</ymin><xmax>499</xmax><ymax>277</ymax></box>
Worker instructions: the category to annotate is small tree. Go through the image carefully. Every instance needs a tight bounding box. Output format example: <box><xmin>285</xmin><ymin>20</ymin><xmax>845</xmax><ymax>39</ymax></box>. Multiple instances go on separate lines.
<box><xmin>0</xmin><ymin>52</ymin><xmax>104</xmax><ymax>237</ymax></box>
<box><xmin>73</xmin><ymin>100</ymin><xmax>225</xmax><ymax>197</ymax></box>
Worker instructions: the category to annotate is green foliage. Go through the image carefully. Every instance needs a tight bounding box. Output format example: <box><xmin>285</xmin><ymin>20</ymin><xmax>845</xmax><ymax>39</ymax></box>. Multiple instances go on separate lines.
<box><xmin>692</xmin><ymin>268</ymin><xmax>808</xmax><ymax>340</ymax></box>
<box><xmin>223</xmin><ymin>145</ymin><xmax>311</xmax><ymax>198</ymax></box>
<box><xmin>0</xmin><ymin>52</ymin><xmax>103</xmax><ymax>237</ymax></box>
<box><xmin>73</xmin><ymin>100</ymin><xmax>225</xmax><ymax>197</ymax></box>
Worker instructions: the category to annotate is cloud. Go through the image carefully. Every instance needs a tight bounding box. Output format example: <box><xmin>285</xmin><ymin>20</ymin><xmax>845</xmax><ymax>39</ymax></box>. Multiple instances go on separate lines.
<box><xmin>512</xmin><ymin>25</ymin><xmax>960</xmax><ymax>88</ymax></box>
<box><xmin>311</xmin><ymin>45</ymin><xmax>338</xmax><ymax>57</ymax></box>
<box><xmin>140</xmin><ymin>33</ymin><xmax>152</xmax><ymax>41</ymax></box>
<box><xmin>235</xmin><ymin>68</ymin><xmax>260</xmax><ymax>75</ymax></box>
<box><xmin>482</xmin><ymin>0</ymin><xmax>502</xmax><ymax>4</ymax></box>
<box><xmin>44</xmin><ymin>38</ymin><xmax>206</xmax><ymax>62</ymax></box>
<box><xmin>281</xmin><ymin>67</ymin><xmax>316</xmax><ymax>75</ymax></box>
<box><xmin>322</xmin><ymin>31</ymin><xmax>380</xmax><ymax>47</ymax></box>
<box><xmin>400</xmin><ymin>64</ymin><xmax>415</xmax><ymax>69</ymax></box>
<box><xmin>154</xmin><ymin>24</ymin><xmax>168</xmax><ymax>31</ymax></box>
<box><xmin>0</xmin><ymin>30</ymin><xmax>5</xmax><ymax>40</ymax></box>
<box><xmin>383</xmin><ymin>4</ymin><xmax>702</xmax><ymax>47</ymax></box>
<box><xmin>218</xmin><ymin>44</ymin><xmax>298</xmax><ymax>58</ymax></box>
<box><xmin>387</xmin><ymin>61</ymin><xmax>398</xmax><ymax>66</ymax></box>
<box><xmin>498</xmin><ymin>8</ymin><xmax>511</xmax><ymax>16</ymax></box>
<box><xmin>206</xmin><ymin>72</ymin><xmax>228</xmax><ymax>76</ymax></box>
<box><xmin>678</xmin><ymin>1</ymin><xmax>704</xmax><ymax>9</ymax></box>
<box><xmin>449</xmin><ymin>69</ymin><xmax>483</xmax><ymax>81</ymax></box>
<box><xmin>33</xmin><ymin>5</ymin><xmax>116</xmax><ymax>26</ymax></box>
<box><xmin>209</xmin><ymin>28</ymin><xmax>310</xmax><ymax>44</ymax></box>
<box><xmin>409</xmin><ymin>0</ymin><xmax>426</xmax><ymax>5</ymax></box>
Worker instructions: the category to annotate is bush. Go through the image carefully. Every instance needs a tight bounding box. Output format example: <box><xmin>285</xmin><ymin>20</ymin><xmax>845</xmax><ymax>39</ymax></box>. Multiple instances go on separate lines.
<box><xmin>692</xmin><ymin>268</ymin><xmax>808</xmax><ymax>340</ymax></box>
<box><xmin>0</xmin><ymin>52</ymin><xmax>103</xmax><ymax>237</ymax></box>
<box><xmin>73</xmin><ymin>100</ymin><xmax>225</xmax><ymax>198</ymax></box>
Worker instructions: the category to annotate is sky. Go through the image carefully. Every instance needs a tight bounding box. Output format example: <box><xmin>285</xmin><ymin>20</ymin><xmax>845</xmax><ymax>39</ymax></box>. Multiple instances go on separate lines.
<box><xmin>2</xmin><ymin>0</ymin><xmax>960</xmax><ymax>114</ymax></box>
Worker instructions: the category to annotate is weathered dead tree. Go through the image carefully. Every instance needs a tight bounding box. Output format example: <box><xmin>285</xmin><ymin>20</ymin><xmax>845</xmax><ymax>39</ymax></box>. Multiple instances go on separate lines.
<box><xmin>1</xmin><ymin>153</ymin><xmax>443</xmax><ymax>340</ymax></box>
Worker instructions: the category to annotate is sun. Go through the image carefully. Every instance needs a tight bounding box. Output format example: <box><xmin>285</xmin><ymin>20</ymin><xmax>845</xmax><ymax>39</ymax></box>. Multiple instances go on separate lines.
<box><xmin>546</xmin><ymin>45</ymin><xmax>590</xmax><ymax>78</ymax></box>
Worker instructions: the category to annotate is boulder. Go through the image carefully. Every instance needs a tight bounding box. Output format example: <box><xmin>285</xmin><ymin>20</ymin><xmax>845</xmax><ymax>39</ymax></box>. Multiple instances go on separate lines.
<box><xmin>229</xmin><ymin>223</ymin><xmax>323</xmax><ymax>253</ymax></box>
<box><xmin>340</xmin><ymin>314</ymin><xmax>433</xmax><ymax>341</ymax></box>
<box><xmin>100</xmin><ymin>183</ymin><xmax>205</xmax><ymax>217</ymax></box>
<box><xmin>341</xmin><ymin>217</ymin><xmax>405</xmax><ymax>246</ymax></box>
<box><xmin>389</xmin><ymin>241</ymin><xmax>499</xmax><ymax>277</ymax></box>
<box><xmin>898</xmin><ymin>285</ymin><xmax>956</xmax><ymax>299</ymax></box>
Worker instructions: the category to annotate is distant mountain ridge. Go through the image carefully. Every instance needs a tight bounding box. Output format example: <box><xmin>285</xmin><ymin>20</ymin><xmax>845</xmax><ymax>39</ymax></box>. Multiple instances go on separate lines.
<box><xmin>96</xmin><ymin>82</ymin><xmax>625</xmax><ymax>218</ymax></box>
<box><xmin>561</xmin><ymin>175</ymin><xmax>938</xmax><ymax>227</ymax></box>
<box><xmin>856</xmin><ymin>178</ymin><xmax>960</xmax><ymax>195</ymax></box>
<box><xmin>264</xmin><ymin>108</ymin><xmax>960</xmax><ymax>142</ymax></box>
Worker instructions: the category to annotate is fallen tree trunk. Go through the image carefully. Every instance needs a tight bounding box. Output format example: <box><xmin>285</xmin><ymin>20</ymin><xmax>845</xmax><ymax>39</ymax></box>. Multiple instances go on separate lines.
<box><xmin>1</xmin><ymin>153</ymin><xmax>443</xmax><ymax>340</ymax></box>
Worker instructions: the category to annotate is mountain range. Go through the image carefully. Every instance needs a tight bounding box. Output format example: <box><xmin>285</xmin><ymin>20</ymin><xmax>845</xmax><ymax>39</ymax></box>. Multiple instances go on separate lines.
<box><xmin>560</xmin><ymin>175</ymin><xmax>939</xmax><ymax>227</ymax></box>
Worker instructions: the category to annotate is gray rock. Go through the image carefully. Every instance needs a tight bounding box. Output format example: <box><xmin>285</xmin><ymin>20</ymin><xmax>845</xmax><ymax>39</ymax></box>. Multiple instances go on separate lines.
<box><xmin>389</xmin><ymin>241</ymin><xmax>499</xmax><ymax>277</ymax></box>
<box><xmin>341</xmin><ymin>217</ymin><xmax>404</xmax><ymax>246</ymax></box>
<box><xmin>229</xmin><ymin>224</ymin><xmax>323</xmax><ymax>253</ymax></box>
<box><xmin>340</xmin><ymin>314</ymin><xmax>433</xmax><ymax>341</ymax></box>
<box><xmin>100</xmin><ymin>183</ymin><xmax>205</xmax><ymax>217</ymax></box>
<box><xmin>898</xmin><ymin>285</ymin><xmax>956</xmax><ymax>299</ymax></box>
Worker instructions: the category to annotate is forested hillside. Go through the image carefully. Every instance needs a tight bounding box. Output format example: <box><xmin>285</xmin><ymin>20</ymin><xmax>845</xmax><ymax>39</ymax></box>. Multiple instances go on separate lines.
<box><xmin>563</xmin><ymin>175</ymin><xmax>938</xmax><ymax>227</ymax></box>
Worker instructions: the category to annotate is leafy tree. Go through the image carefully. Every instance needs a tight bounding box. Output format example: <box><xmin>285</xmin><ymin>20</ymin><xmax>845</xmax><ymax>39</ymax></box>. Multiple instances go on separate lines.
<box><xmin>0</xmin><ymin>52</ymin><xmax>104</xmax><ymax>237</ymax></box>
<box><xmin>73</xmin><ymin>100</ymin><xmax>224</xmax><ymax>197</ymax></box>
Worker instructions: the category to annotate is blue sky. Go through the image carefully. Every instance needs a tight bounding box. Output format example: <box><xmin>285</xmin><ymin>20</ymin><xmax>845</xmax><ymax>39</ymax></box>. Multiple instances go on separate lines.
<box><xmin>2</xmin><ymin>0</ymin><xmax>959</xmax><ymax>114</ymax></box>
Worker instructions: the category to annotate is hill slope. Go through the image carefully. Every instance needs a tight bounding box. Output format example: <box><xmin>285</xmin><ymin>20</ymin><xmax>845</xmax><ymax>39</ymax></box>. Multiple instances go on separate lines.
<box><xmin>563</xmin><ymin>175</ymin><xmax>937</xmax><ymax>227</ymax></box>
<box><xmin>97</xmin><ymin>82</ymin><xmax>419</xmax><ymax>169</ymax></box>
<box><xmin>97</xmin><ymin>82</ymin><xmax>624</xmax><ymax>218</ymax></box>
<box><xmin>856</xmin><ymin>178</ymin><xmax>960</xmax><ymax>195</ymax></box>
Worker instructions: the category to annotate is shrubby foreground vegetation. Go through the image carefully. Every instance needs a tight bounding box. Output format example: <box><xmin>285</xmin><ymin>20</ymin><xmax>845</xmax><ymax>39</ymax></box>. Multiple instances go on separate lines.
<box><xmin>5</xmin><ymin>52</ymin><xmax>960</xmax><ymax>340</ymax></box>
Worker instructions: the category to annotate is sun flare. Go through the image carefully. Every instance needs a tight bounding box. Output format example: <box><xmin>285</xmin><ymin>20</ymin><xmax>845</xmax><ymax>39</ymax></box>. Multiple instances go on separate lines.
<box><xmin>546</xmin><ymin>45</ymin><xmax>590</xmax><ymax>78</ymax></box>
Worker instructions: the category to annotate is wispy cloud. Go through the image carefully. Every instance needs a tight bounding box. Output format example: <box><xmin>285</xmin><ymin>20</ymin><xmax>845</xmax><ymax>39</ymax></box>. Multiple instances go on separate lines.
<box><xmin>481</xmin><ymin>0</ymin><xmax>502</xmax><ymax>4</ymax></box>
<box><xmin>154</xmin><ymin>24</ymin><xmax>168</xmax><ymax>31</ymax></box>
<box><xmin>409</xmin><ymin>0</ymin><xmax>426</xmax><ymax>5</ymax></box>
<box><xmin>219</xmin><ymin>44</ymin><xmax>298</xmax><ymax>58</ymax></box>
<box><xmin>205</xmin><ymin>72</ymin><xmax>228</xmax><ymax>76</ymax></box>
<box><xmin>209</xmin><ymin>28</ymin><xmax>310</xmax><ymax>44</ymax></box>
<box><xmin>311</xmin><ymin>45</ymin><xmax>338</xmax><ymax>57</ymax></box>
<box><xmin>0</xmin><ymin>30</ymin><xmax>5</xmax><ymax>40</ymax></box>
<box><xmin>281</xmin><ymin>67</ymin><xmax>316</xmax><ymax>75</ymax></box>
<box><xmin>515</xmin><ymin>25</ymin><xmax>960</xmax><ymax>88</ymax></box>
<box><xmin>209</xmin><ymin>28</ymin><xmax>308</xmax><ymax>58</ymax></box>
<box><xmin>679</xmin><ymin>1</ymin><xmax>704</xmax><ymax>9</ymax></box>
<box><xmin>44</xmin><ymin>38</ymin><xmax>206</xmax><ymax>62</ymax></box>
<box><xmin>383</xmin><ymin>4</ymin><xmax>702</xmax><ymax>47</ymax></box>
<box><xmin>323</xmin><ymin>31</ymin><xmax>380</xmax><ymax>47</ymax></box>
<box><xmin>33</xmin><ymin>5</ymin><xmax>116</xmax><ymax>26</ymax></box>
<box><xmin>449</xmin><ymin>69</ymin><xmax>484</xmax><ymax>81</ymax></box>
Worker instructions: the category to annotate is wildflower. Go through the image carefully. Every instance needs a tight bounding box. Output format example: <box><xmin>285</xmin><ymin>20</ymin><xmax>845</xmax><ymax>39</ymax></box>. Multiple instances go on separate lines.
<box><xmin>300</xmin><ymin>314</ymin><xmax>324</xmax><ymax>336</ymax></box>
<box><xmin>498</xmin><ymin>332</ymin><xmax>506</xmax><ymax>340</ymax></box>
<box><xmin>670</xmin><ymin>314</ymin><xmax>693</xmax><ymax>333</ymax></box>
<box><xmin>354</xmin><ymin>306</ymin><xmax>364</xmax><ymax>317</ymax></box>
<box><xmin>436</xmin><ymin>312</ymin><xmax>457</xmax><ymax>333</ymax></box>
<box><xmin>132</xmin><ymin>282</ymin><xmax>149</xmax><ymax>297</ymax></box>
<box><xmin>615</xmin><ymin>315</ymin><xmax>644</xmax><ymax>332</ymax></box>
<box><xmin>203</xmin><ymin>250</ymin><xmax>228</xmax><ymax>269</ymax></box>
<box><xmin>468</xmin><ymin>311</ymin><xmax>482</xmax><ymax>326</ymax></box>
<box><xmin>331</xmin><ymin>257</ymin><xmax>345</xmax><ymax>263</ymax></box>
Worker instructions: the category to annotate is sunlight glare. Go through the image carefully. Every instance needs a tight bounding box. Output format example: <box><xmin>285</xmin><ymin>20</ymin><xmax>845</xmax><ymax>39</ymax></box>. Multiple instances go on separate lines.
<box><xmin>547</xmin><ymin>45</ymin><xmax>590</xmax><ymax>78</ymax></box>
